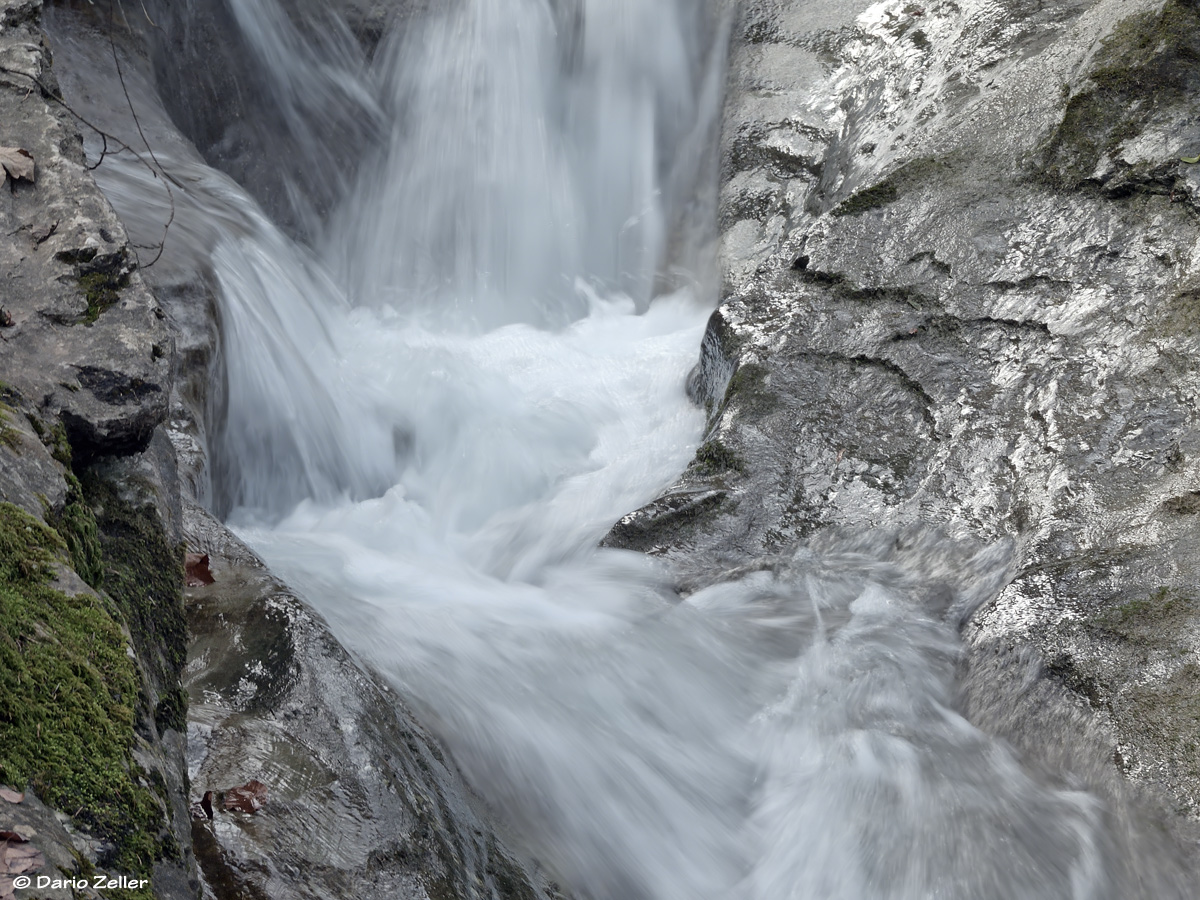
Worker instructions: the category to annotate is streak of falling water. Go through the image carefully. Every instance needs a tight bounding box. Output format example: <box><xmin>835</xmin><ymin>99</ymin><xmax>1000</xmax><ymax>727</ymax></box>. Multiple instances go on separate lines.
<box><xmin>45</xmin><ymin>0</ymin><xmax>1199</xmax><ymax>896</ymax></box>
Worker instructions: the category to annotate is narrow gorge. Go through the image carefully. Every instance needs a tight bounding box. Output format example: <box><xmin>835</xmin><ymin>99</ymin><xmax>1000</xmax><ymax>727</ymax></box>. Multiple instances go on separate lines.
<box><xmin>3</xmin><ymin>0</ymin><xmax>1200</xmax><ymax>899</ymax></box>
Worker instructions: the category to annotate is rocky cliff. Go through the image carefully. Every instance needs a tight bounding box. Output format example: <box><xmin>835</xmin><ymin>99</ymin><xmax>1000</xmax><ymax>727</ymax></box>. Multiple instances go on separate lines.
<box><xmin>609</xmin><ymin>0</ymin><xmax>1200</xmax><ymax>872</ymax></box>
<box><xmin>9</xmin><ymin>0</ymin><xmax>1200</xmax><ymax>896</ymax></box>
<box><xmin>1</xmin><ymin>1</ymin><xmax>559</xmax><ymax>898</ymax></box>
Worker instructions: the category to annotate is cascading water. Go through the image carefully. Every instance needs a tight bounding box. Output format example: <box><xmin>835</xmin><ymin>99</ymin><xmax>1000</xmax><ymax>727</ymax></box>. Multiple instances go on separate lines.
<box><xmin>46</xmin><ymin>0</ymin><xmax>1200</xmax><ymax>896</ymax></box>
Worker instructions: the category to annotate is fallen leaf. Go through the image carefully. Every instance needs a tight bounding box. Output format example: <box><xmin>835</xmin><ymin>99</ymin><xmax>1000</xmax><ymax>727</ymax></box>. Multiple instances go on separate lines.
<box><xmin>1182</xmin><ymin>154</ymin><xmax>1200</xmax><ymax>164</ymax></box>
<box><xmin>0</xmin><ymin>833</ymin><xmax>25</xmax><ymax>844</ymax></box>
<box><xmin>222</xmin><ymin>779</ymin><xmax>268</xmax><ymax>814</ymax></box>
<box><xmin>0</xmin><ymin>148</ymin><xmax>34</xmax><ymax>184</ymax></box>
<box><xmin>0</xmin><ymin>840</ymin><xmax>44</xmax><ymax>875</ymax></box>
<box><xmin>0</xmin><ymin>789</ymin><xmax>23</xmax><ymax>804</ymax></box>
<box><xmin>185</xmin><ymin>552</ymin><xmax>214</xmax><ymax>586</ymax></box>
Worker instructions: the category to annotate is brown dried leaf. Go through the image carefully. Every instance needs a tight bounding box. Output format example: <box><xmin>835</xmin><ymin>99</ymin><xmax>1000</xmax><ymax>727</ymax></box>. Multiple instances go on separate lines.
<box><xmin>0</xmin><ymin>833</ymin><xmax>25</xmax><ymax>844</ymax></box>
<box><xmin>1</xmin><ymin>842</ymin><xmax>44</xmax><ymax>874</ymax></box>
<box><xmin>0</xmin><ymin>148</ymin><xmax>34</xmax><ymax>184</ymax></box>
<box><xmin>222</xmin><ymin>779</ymin><xmax>268</xmax><ymax>814</ymax></box>
<box><xmin>185</xmin><ymin>552</ymin><xmax>215</xmax><ymax>586</ymax></box>
<box><xmin>0</xmin><ymin>789</ymin><xmax>23</xmax><ymax>804</ymax></box>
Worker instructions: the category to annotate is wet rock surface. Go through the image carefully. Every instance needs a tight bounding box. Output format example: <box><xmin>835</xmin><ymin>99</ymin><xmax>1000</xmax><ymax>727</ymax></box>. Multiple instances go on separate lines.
<box><xmin>0</xmin><ymin>0</ymin><xmax>170</xmax><ymax>463</ymax></box>
<box><xmin>610</xmin><ymin>0</ymin><xmax>1200</xmax><ymax>854</ymax></box>
<box><xmin>38</xmin><ymin>5</ymin><xmax>566</xmax><ymax>897</ymax></box>
<box><xmin>183</xmin><ymin>506</ymin><xmax>557</xmax><ymax>900</ymax></box>
<box><xmin>1</xmin><ymin>0</ymin><xmax>195</xmax><ymax>896</ymax></box>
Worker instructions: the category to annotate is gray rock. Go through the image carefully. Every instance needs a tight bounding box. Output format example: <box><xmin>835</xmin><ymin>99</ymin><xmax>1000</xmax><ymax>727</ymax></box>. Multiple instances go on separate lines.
<box><xmin>611</xmin><ymin>0</ymin><xmax>1200</xmax><ymax>876</ymax></box>
<box><xmin>0</xmin><ymin>0</ymin><xmax>171</xmax><ymax>463</ymax></box>
<box><xmin>183</xmin><ymin>504</ymin><xmax>557</xmax><ymax>900</ymax></box>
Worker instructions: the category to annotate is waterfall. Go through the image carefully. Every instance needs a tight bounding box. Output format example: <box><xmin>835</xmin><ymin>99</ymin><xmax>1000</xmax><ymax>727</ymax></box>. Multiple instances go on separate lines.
<box><xmin>46</xmin><ymin>0</ymin><xmax>1200</xmax><ymax>896</ymax></box>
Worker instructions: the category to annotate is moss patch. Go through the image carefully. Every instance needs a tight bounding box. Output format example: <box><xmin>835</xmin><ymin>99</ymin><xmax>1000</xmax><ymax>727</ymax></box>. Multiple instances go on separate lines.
<box><xmin>1097</xmin><ymin>585</ymin><xmax>1198</xmax><ymax>646</ymax></box>
<box><xmin>80</xmin><ymin>472</ymin><xmax>187</xmax><ymax>727</ymax></box>
<box><xmin>48</xmin><ymin>473</ymin><xmax>104</xmax><ymax>590</ymax></box>
<box><xmin>723</xmin><ymin>362</ymin><xmax>781</xmax><ymax>418</ymax></box>
<box><xmin>690</xmin><ymin>438</ymin><xmax>746</xmax><ymax>476</ymax></box>
<box><xmin>0</xmin><ymin>382</ymin><xmax>20</xmax><ymax>451</ymax></box>
<box><xmin>0</xmin><ymin>405</ymin><xmax>19</xmax><ymax>451</ymax></box>
<box><xmin>0</xmin><ymin>502</ymin><xmax>163</xmax><ymax>879</ymax></box>
<box><xmin>831</xmin><ymin>156</ymin><xmax>952</xmax><ymax>216</ymax></box>
<box><xmin>79</xmin><ymin>271</ymin><xmax>125</xmax><ymax>324</ymax></box>
<box><xmin>1119</xmin><ymin>661</ymin><xmax>1200</xmax><ymax>806</ymax></box>
<box><xmin>1042</xmin><ymin>0</ymin><xmax>1200</xmax><ymax>189</ymax></box>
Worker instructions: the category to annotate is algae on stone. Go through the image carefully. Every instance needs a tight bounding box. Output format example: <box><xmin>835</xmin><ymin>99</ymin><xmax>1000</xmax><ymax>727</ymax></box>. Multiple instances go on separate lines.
<box><xmin>1043</xmin><ymin>0</ymin><xmax>1200</xmax><ymax>189</ymax></box>
<box><xmin>691</xmin><ymin>438</ymin><xmax>746</xmax><ymax>475</ymax></box>
<box><xmin>830</xmin><ymin>156</ymin><xmax>952</xmax><ymax>216</ymax></box>
<box><xmin>0</xmin><ymin>502</ymin><xmax>164</xmax><ymax>884</ymax></box>
<box><xmin>81</xmin><ymin>472</ymin><xmax>187</xmax><ymax>722</ymax></box>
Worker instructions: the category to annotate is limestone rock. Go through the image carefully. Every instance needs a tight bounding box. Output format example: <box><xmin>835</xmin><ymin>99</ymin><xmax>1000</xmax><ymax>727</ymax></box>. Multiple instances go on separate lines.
<box><xmin>613</xmin><ymin>0</ymin><xmax>1200</xmax><ymax>865</ymax></box>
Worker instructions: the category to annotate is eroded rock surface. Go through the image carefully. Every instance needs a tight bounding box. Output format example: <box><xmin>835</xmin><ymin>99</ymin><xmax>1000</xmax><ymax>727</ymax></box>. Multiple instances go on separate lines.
<box><xmin>0</xmin><ymin>0</ymin><xmax>170</xmax><ymax>461</ymax></box>
<box><xmin>1</xmin><ymin>0</ymin><xmax>194</xmax><ymax>896</ymax></box>
<box><xmin>611</xmin><ymin>0</ymin><xmax>1200</xmax><ymax>853</ymax></box>
<box><xmin>38</xmin><ymin>4</ymin><xmax>565</xmax><ymax>897</ymax></box>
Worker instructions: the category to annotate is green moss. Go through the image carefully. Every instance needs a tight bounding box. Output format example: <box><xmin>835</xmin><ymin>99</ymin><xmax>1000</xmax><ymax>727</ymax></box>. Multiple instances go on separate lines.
<box><xmin>1042</xmin><ymin>0</ymin><xmax>1200</xmax><ymax>189</ymax></box>
<box><xmin>1121</xmin><ymin>661</ymin><xmax>1200</xmax><ymax>801</ymax></box>
<box><xmin>78</xmin><ymin>272</ymin><xmax>125</xmax><ymax>325</ymax></box>
<box><xmin>831</xmin><ymin>156</ymin><xmax>950</xmax><ymax>216</ymax></box>
<box><xmin>690</xmin><ymin>438</ymin><xmax>746</xmax><ymax>476</ymax></box>
<box><xmin>1161</xmin><ymin>283</ymin><xmax>1200</xmax><ymax>336</ymax></box>
<box><xmin>1098</xmin><ymin>586</ymin><xmax>1197</xmax><ymax>645</ymax></box>
<box><xmin>50</xmin><ymin>473</ymin><xmax>104</xmax><ymax>590</ymax></box>
<box><xmin>0</xmin><ymin>382</ymin><xmax>19</xmax><ymax>451</ymax></box>
<box><xmin>0</xmin><ymin>502</ymin><xmax>163</xmax><ymax>877</ymax></box>
<box><xmin>26</xmin><ymin>414</ymin><xmax>73</xmax><ymax>465</ymax></box>
<box><xmin>81</xmin><ymin>473</ymin><xmax>187</xmax><ymax>714</ymax></box>
<box><xmin>724</xmin><ymin>362</ymin><xmax>781</xmax><ymax>417</ymax></box>
<box><xmin>154</xmin><ymin>686</ymin><xmax>188</xmax><ymax>734</ymax></box>
<box><xmin>0</xmin><ymin>405</ymin><xmax>19</xmax><ymax>451</ymax></box>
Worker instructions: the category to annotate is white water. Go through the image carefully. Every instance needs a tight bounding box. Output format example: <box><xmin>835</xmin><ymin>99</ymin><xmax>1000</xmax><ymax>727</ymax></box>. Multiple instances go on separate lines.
<box><xmin>51</xmin><ymin>0</ymin><xmax>1194</xmax><ymax>896</ymax></box>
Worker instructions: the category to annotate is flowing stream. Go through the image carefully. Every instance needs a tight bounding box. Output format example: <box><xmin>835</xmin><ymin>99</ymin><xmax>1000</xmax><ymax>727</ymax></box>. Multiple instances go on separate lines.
<box><xmin>45</xmin><ymin>0</ymin><xmax>1200</xmax><ymax>897</ymax></box>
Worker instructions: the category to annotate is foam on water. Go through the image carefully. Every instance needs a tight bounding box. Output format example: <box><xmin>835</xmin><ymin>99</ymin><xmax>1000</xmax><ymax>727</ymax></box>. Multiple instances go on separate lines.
<box><xmin>48</xmin><ymin>0</ymin><xmax>1192</xmax><ymax>896</ymax></box>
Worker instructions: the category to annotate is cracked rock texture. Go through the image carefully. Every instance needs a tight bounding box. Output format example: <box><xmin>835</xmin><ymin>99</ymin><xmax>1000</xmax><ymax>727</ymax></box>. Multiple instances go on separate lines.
<box><xmin>1</xmin><ymin>0</ymin><xmax>194</xmax><ymax>896</ymax></box>
<box><xmin>38</xmin><ymin>3</ymin><xmax>568</xmax><ymax>898</ymax></box>
<box><xmin>0</xmin><ymin>0</ymin><xmax>170</xmax><ymax>461</ymax></box>
<box><xmin>609</xmin><ymin>0</ymin><xmax>1200</xmax><ymax>851</ymax></box>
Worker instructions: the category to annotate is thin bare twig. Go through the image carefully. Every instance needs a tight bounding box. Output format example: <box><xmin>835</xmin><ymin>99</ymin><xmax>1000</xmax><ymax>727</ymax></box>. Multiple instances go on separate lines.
<box><xmin>110</xmin><ymin>0</ymin><xmax>173</xmax><ymax>268</ymax></box>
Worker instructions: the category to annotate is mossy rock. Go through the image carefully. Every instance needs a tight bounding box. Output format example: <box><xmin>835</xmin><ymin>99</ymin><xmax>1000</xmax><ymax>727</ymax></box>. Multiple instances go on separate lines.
<box><xmin>80</xmin><ymin>471</ymin><xmax>187</xmax><ymax>715</ymax></box>
<box><xmin>1042</xmin><ymin>0</ymin><xmax>1200</xmax><ymax>189</ymax></box>
<box><xmin>1096</xmin><ymin>585</ymin><xmax>1198</xmax><ymax>647</ymax></box>
<box><xmin>830</xmin><ymin>156</ymin><xmax>953</xmax><ymax>217</ymax></box>
<box><xmin>690</xmin><ymin>438</ymin><xmax>746</xmax><ymax>476</ymax></box>
<box><xmin>47</xmin><ymin>472</ymin><xmax>104</xmax><ymax>590</ymax></box>
<box><xmin>0</xmin><ymin>502</ymin><xmax>164</xmax><ymax>883</ymax></box>
<box><xmin>0</xmin><ymin>382</ymin><xmax>21</xmax><ymax>451</ymax></box>
<box><xmin>723</xmin><ymin>362</ymin><xmax>781</xmax><ymax>418</ymax></box>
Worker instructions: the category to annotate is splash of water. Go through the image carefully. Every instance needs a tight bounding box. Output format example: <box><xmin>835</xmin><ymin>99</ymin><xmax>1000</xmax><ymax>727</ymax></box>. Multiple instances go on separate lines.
<box><xmin>48</xmin><ymin>0</ymin><xmax>1199</xmax><ymax>896</ymax></box>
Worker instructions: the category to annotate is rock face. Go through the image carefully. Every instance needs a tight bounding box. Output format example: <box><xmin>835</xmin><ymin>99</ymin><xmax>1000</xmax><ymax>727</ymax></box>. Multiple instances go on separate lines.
<box><xmin>609</xmin><ymin>0</ymin><xmax>1200</xmax><ymax>857</ymax></box>
<box><xmin>0</xmin><ymin>1</ymin><xmax>194</xmax><ymax>896</ymax></box>
<box><xmin>183</xmin><ymin>506</ymin><xmax>560</xmax><ymax>900</ymax></box>
<box><xmin>0</xmin><ymin>0</ymin><xmax>170</xmax><ymax>462</ymax></box>
<box><xmin>33</xmin><ymin>3</ymin><xmax>564</xmax><ymax>898</ymax></box>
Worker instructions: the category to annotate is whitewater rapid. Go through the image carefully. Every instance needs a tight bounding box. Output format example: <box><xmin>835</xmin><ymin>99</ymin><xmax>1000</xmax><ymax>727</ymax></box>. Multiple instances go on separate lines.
<box><xmin>44</xmin><ymin>0</ymin><xmax>1195</xmax><ymax>896</ymax></box>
